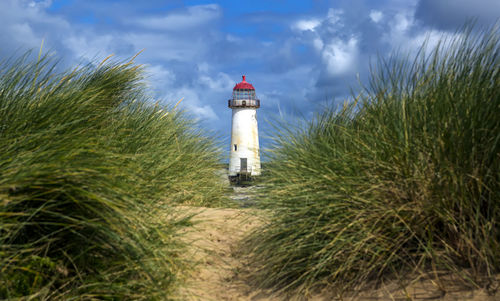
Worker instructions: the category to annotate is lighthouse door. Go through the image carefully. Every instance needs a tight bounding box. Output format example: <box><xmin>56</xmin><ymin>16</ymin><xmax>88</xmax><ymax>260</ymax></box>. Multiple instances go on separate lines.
<box><xmin>240</xmin><ymin>158</ymin><xmax>247</xmax><ymax>172</ymax></box>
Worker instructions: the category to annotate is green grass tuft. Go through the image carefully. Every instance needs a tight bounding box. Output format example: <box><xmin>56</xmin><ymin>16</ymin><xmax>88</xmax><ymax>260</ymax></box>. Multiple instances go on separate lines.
<box><xmin>0</xmin><ymin>52</ymin><xmax>227</xmax><ymax>299</ymax></box>
<box><xmin>244</xmin><ymin>25</ymin><xmax>500</xmax><ymax>296</ymax></box>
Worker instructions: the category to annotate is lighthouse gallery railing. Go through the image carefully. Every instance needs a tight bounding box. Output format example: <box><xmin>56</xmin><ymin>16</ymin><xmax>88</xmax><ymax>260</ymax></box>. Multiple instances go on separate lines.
<box><xmin>228</xmin><ymin>99</ymin><xmax>260</xmax><ymax>108</ymax></box>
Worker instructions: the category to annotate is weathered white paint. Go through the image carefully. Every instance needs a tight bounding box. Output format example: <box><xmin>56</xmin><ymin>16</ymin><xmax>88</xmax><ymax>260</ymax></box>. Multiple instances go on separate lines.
<box><xmin>229</xmin><ymin>107</ymin><xmax>261</xmax><ymax>176</ymax></box>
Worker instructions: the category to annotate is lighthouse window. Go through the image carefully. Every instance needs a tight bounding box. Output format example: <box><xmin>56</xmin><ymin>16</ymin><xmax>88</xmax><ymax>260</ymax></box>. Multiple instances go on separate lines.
<box><xmin>234</xmin><ymin>144</ymin><xmax>237</xmax><ymax>151</ymax></box>
<box><xmin>233</xmin><ymin>90</ymin><xmax>256</xmax><ymax>100</ymax></box>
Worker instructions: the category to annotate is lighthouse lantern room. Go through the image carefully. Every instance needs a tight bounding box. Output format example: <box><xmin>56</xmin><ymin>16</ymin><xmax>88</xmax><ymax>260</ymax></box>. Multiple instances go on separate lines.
<box><xmin>228</xmin><ymin>75</ymin><xmax>261</xmax><ymax>182</ymax></box>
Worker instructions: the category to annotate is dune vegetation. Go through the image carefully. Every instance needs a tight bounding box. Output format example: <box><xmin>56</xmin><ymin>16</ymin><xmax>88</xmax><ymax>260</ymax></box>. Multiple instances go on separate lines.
<box><xmin>0</xmin><ymin>52</ymin><xmax>227</xmax><ymax>299</ymax></box>
<box><xmin>244</xmin><ymin>26</ymin><xmax>499</xmax><ymax>296</ymax></box>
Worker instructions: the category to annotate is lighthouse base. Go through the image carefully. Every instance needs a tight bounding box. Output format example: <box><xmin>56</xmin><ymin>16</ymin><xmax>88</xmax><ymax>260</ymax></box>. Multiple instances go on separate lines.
<box><xmin>228</xmin><ymin>173</ymin><xmax>255</xmax><ymax>186</ymax></box>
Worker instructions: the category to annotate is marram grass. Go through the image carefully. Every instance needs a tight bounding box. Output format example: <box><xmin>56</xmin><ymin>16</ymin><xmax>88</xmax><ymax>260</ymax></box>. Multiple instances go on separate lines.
<box><xmin>0</xmin><ymin>52</ymin><xmax>226</xmax><ymax>299</ymax></box>
<box><xmin>244</xmin><ymin>26</ymin><xmax>500</xmax><ymax>296</ymax></box>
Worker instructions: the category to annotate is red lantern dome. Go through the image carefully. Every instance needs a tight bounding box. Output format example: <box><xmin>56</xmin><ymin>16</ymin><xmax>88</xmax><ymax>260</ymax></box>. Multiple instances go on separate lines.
<box><xmin>233</xmin><ymin>75</ymin><xmax>255</xmax><ymax>90</ymax></box>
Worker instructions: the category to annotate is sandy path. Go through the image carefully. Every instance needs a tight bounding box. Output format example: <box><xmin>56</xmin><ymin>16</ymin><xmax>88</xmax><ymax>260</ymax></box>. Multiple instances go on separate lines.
<box><xmin>175</xmin><ymin>206</ymin><xmax>278</xmax><ymax>301</ymax></box>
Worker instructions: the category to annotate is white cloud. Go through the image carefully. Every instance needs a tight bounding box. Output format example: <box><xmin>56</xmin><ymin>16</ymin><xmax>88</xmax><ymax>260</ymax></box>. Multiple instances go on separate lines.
<box><xmin>123</xmin><ymin>32</ymin><xmax>204</xmax><ymax>61</ymax></box>
<box><xmin>189</xmin><ymin>104</ymin><xmax>218</xmax><ymax>121</ymax></box>
<box><xmin>197</xmin><ymin>62</ymin><xmax>210</xmax><ymax>73</ymax></box>
<box><xmin>0</xmin><ymin>0</ymin><xmax>70</xmax><ymax>51</ymax></box>
<box><xmin>313</xmin><ymin>38</ymin><xmax>324</xmax><ymax>51</ymax></box>
<box><xmin>64</xmin><ymin>34</ymin><xmax>115</xmax><ymax>61</ymax></box>
<box><xmin>165</xmin><ymin>87</ymin><xmax>218</xmax><ymax>121</ymax></box>
<box><xmin>322</xmin><ymin>37</ymin><xmax>359</xmax><ymax>76</ymax></box>
<box><xmin>382</xmin><ymin>10</ymin><xmax>449</xmax><ymax>56</ymax></box>
<box><xmin>145</xmin><ymin>64</ymin><xmax>176</xmax><ymax>88</ymax></box>
<box><xmin>28</xmin><ymin>0</ymin><xmax>52</xmax><ymax>9</ymax></box>
<box><xmin>132</xmin><ymin>4</ymin><xmax>221</xmax><ymax>31</ymax></box>
<box><xmin>293</xmin><ymin>18</ymin><xmax>321</xmax><ymax>31</ymax></box>
<box><xmin>409</xmin><ymin>30</ymin><xmax>458</xmax><ymax>56</ymax></box>
<box><xmin>369</xmin><ymin>10</ymin><xmax>383</xmax><ymax>23</ymax></box>
<box><xmin>382</xmin><ymin>11</ymin><xmax>416</xmax><ymax>50</ymax></box>
<box><xmin>225</xmin><ymin>34</ymin><xmax>242</xmax><ymax>43</ymax></box>
<box><xmin>8</xmin><ymin>23</ymin><xmax>39</xmax><ymax>45</ymax></box>
<box><xmin>394</xmin><ymin>13</ymin><xmax>411</xmax><ymax>33</ymax></box>
<box><xmin>327</xmin><ymin>9</ymin><xmax>343</xmax><ymax>24</ymax></box>
<box><xmin>199</xmin><ymin>72</ymin><xmax>233</xmax><ymax>92</ymax></box>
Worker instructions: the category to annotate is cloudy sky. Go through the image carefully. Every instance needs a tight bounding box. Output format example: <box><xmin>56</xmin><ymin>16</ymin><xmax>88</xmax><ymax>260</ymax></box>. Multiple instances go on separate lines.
<box><xmin>1</xmin><ymin>0</ymin><xmax>498</xmax><ymax>149</ymax></box>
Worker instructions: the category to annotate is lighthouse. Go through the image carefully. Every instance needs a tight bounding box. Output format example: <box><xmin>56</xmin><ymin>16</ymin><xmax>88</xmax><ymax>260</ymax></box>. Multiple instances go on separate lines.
<box><xmin>228</xmin><ymin>75</ymin><xmax>261</xmax><ymax>182</ymax></box>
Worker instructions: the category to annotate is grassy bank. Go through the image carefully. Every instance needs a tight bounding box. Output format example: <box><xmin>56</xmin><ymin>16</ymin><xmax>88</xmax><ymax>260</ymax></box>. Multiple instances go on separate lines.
<box><xmin>244</xmin><ymin>26</ymin><xmax>499</xmax><ymax>296</ymax></box>
<box><xmin>0</xmin><ymin>53</ymin><xmax>226</xmax><ymax>299</ymax></box>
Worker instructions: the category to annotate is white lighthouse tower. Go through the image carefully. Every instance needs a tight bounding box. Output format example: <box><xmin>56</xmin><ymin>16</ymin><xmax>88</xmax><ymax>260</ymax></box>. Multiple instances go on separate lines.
<box><xmin>228</xmin><ymin>75</ymin><xmax>261</xmax><ymax>182</ymax></box>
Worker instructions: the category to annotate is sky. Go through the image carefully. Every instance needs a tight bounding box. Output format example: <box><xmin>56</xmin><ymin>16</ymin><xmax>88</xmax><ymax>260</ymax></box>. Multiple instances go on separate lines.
<box><xmin>0</xmin><ymin>0</ymin><xmax>499</xmax><ymax>150</ymax></box>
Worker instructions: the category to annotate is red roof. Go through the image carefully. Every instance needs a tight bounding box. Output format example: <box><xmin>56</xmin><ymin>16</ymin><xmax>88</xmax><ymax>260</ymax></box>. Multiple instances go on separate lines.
<box><xmin>233</xmin><ymin>75</ymin><xmax>255</xmax><ymax>90</ymax></box>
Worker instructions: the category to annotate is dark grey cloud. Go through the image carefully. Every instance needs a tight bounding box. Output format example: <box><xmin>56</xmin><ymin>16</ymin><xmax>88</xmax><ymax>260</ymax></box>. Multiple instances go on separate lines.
<box><xmin>415</xmin><ymin>0</ymin><xmax>500</xmax><ymax>30</ymax></box>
